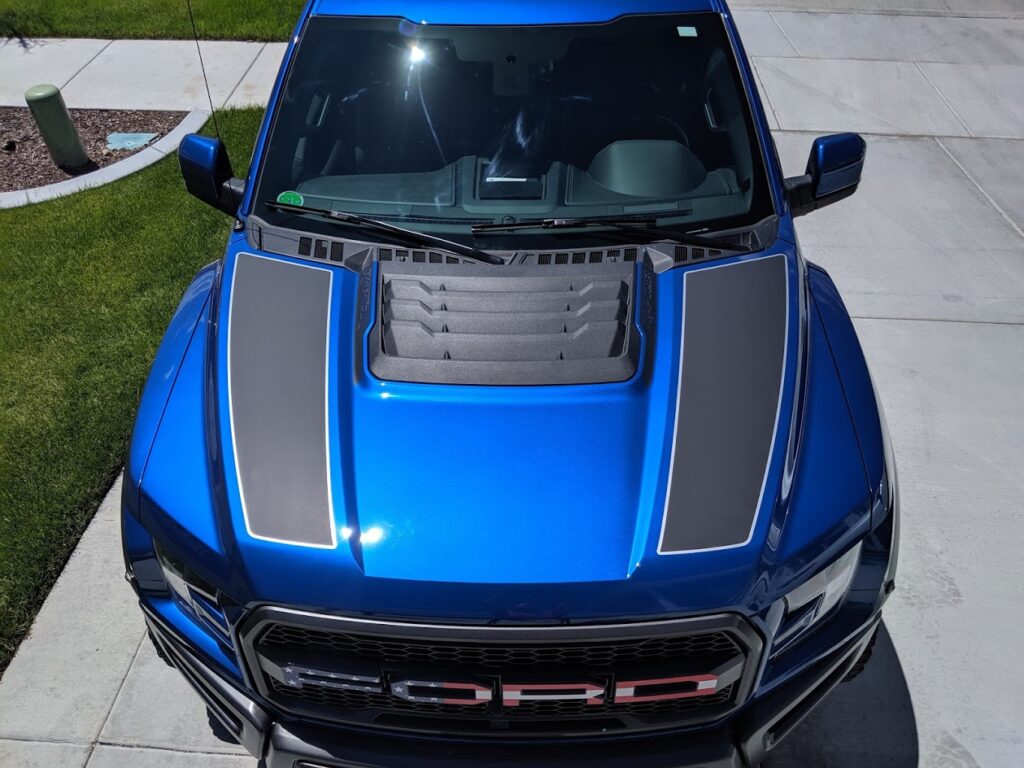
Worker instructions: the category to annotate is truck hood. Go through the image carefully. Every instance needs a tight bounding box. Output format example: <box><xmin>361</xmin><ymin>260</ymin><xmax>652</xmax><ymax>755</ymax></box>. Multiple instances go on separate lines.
<box><xmin>207</xmin><ymin>244</ymin><xmax>800</xmax><ymax>595</ymax></box>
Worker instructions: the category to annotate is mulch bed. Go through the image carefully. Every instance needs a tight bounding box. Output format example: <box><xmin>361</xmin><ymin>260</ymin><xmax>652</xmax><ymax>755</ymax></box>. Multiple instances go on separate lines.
<box><xmin>0</xmin><ymin>107</ymin><xmax>187</xmax><ymax>193</ymax></box>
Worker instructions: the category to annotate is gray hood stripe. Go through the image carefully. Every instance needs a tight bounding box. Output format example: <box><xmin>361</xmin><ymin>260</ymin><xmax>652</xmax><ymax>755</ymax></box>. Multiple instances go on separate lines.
<box><xmin>658</xmin><ymin>254</ymin><xmax>789</xmax><ymax>554</ymax></box>
<box><xmin>228</xmin><ymin>253</ymin><xmax>336</xmax><ymax>548</ymax></box>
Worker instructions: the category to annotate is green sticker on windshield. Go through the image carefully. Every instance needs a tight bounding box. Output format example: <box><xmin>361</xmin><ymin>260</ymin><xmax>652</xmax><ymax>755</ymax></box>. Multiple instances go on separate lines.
<box><xmin>276</xmin><ymin>190</ymin><xmax>304</xmax><ymax>206</ymax></box>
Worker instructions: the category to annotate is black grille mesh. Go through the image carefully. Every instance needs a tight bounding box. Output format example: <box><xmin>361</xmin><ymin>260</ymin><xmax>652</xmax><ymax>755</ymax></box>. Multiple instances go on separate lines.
<box><xmin>258</xmin><ymin>623</ymin><xmax>741</xmax><ymax>668</ymax></box>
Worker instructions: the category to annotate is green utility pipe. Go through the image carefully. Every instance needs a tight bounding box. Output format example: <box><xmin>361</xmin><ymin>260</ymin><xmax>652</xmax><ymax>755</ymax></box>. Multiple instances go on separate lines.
<box><xmin>24</xmin><ymin>84</ymin><xmax>90</xmax><ymax>171</ymax></box>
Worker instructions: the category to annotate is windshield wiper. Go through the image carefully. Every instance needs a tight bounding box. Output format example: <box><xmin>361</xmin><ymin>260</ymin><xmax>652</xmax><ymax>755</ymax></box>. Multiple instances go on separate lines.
<box><xmin>472</xmin><ymin>216</ymin><xmax>753</xmax><ymax>253</ymax></box>
<box><xmin>265</xmin><ymin>200</ymin><xmax>504</xmax><ymax>265</ymax></box>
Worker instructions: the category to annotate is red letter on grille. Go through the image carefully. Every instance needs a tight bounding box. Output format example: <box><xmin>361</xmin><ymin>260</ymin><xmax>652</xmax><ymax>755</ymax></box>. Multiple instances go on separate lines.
<box><xmin>502</xmin><ymin>682</ymin><xmax>606</xmax><ymax>707</ymax></box>
<box><xmin>614</xmin><ymin>674</ymin><xmax>719</xmax><ymax>703</ymax></box>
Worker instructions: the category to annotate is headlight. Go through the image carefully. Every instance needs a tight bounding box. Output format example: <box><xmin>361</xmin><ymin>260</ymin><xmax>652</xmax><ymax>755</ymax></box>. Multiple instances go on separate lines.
<box><xmin>154</xmin><ymin>543</ymin><xmax>232</xmax><ymax>648</ymax></box>
<box><xmin>775</xmin><ymin>542</ymin><xmax>862</xmax><ymax>650</ymax></box>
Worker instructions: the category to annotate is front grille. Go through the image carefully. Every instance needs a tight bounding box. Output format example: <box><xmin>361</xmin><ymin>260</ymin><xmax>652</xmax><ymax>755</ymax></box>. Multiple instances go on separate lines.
<box><xmin>241</xmin><ymin>611</ymin><xmax>761</xmax><ymax>738</ymax></box>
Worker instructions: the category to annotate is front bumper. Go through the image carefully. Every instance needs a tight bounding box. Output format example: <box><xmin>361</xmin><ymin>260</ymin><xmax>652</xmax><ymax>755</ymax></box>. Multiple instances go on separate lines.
<box><xmin>144</xmin><ymin>604</ymin><xmax>879</xmax><ymax>768</ymax></box>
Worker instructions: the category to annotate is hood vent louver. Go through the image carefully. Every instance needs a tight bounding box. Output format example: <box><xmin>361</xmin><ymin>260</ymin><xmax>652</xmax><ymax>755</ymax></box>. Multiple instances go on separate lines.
<box><xmin>369</xmin><ymin>261</ymin><xmax>641</xmax><ymax>386</ymax></box>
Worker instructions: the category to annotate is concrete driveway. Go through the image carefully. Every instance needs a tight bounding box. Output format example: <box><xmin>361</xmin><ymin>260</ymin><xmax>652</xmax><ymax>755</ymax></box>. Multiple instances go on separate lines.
<box><xmin>1</xmin><ymin>2</ymin><xmax>1023</xmax><ymax>766</ymax></box>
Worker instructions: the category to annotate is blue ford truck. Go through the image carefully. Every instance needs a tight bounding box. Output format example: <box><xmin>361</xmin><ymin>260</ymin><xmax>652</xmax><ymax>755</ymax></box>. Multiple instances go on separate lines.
<box><xmin>122</xmin><ymin>1</ymin><xmax>899</xmax><ymax>765</ymax></box>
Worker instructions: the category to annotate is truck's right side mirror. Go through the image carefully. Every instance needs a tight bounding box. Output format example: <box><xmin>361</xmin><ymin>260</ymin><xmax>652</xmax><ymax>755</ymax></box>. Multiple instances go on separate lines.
<box><xmin>785</xmin><ymin>133</ymin><xmax>867</xmax><ymax>218</ymax></box>
<box><xmin>178</xmin><ymin>133</ymin><xmax>244</xmax><ymax>216</ymax></box>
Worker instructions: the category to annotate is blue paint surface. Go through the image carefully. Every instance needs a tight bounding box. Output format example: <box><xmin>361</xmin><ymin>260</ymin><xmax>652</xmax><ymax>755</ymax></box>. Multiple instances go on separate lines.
<box><xmin>128</xmin><ymin>261</ymin><xmax>219</xmax><ymax>492</ymax></box>
<box><xmin>808</xmin><ymin>265</ymin><xmax>886</xmax><ymax>495</ymax></box>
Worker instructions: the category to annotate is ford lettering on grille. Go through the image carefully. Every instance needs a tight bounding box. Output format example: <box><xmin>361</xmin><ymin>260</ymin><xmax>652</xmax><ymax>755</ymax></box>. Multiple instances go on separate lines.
<box><xmin>278</xmin><ymin>665</ymin><xmax>727</xmax><ymax>707</ymax></box>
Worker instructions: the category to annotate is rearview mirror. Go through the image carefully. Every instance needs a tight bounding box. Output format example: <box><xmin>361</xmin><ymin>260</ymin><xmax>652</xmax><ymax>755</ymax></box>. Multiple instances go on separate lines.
<box><xmin>178</xmin><ymin>134</ymin><xmax>244</xmax><ymax>216</ymax></box>
<box><xmin>785</xmin><ymin>133</ymin><xmax>866</xmax><ymax>218</ymax></box>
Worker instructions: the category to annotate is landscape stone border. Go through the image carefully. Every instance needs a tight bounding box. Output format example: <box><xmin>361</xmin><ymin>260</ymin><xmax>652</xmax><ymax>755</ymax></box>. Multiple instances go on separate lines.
<box><xmin>0</xmin><ymin>108</ymin><xmax>210</xmax><ymax>210</ymax></box>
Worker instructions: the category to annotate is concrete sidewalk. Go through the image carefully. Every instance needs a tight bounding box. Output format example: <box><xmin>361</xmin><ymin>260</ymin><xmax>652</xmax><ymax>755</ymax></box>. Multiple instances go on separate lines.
<box><xmin>1</xmin><ymin>4</ymin><xmax>1023</xmax><ymax>768</ymax></box>
<box><xmin>0</xmin><ymin>39</ymin><xmax>281</xmax><ymax>110</ymax></box>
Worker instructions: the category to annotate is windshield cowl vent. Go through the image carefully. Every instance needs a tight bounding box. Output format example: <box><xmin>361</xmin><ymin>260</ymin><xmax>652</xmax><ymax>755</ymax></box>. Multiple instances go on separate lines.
<box><xmin>674</xmin><ymin>244</ymin><xmax>724</xmax><ymax>264</ymax></box>
<box><xmin>518</xmin><ymin>247</ymin><xmax>639</xmax><ymax>266</ymax></box>
<box><xmin>379</xmin><ymin>248</ymin><xmax>466</xmax><ymax>265</ymax></box>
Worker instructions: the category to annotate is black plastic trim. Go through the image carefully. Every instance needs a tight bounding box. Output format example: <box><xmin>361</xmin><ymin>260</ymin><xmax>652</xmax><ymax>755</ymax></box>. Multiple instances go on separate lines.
<box><xmin>738</xmin><ymin>616</ymin><xmax>880</xmax><ymax>764</ymax></box>
<box><xmin>240</xmin><ymin>605</ymin><xmax>762</xmax><ymax>644</ymax></box>
<box><xmin>142</xmin><ymin>606</ymin><xmax>269</xmax><ymax>760</ymax></box>
<box><xmin>269</xmin><ymin>723</ymin><xmax>744</xmax><ymax>768</ymax></box>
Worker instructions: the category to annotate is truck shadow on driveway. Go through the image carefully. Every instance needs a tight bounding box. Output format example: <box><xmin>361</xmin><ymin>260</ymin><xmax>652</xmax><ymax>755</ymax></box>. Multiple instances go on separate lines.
<box><xmin>764</xmin><ymin>623</ymin><xmax>918</xmax><ymax>767</ymax></box>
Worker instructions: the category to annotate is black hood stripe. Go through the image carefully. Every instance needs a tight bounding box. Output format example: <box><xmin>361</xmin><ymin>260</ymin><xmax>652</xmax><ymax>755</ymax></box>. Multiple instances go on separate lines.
<box><xmin>228</xmin><ymin>253</ymin><xmax>336</xmax><ymax>548</ymax></box>
<box><xmin>659</xmin><ymin>254</ymin><xmax>789</xmax><ymax>554</ymax></box>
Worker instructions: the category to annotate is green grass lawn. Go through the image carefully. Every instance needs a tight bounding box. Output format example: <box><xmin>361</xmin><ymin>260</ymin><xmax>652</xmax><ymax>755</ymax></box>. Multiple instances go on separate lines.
<box><xmin>0</xmin><ymin>107</ymin><xmax>263</xmax><ymax>673</ymax></box>
<box><xmin>1</xmin><ymin>0</ymin><xmax>304</xmax><ymax>41</ymax></box>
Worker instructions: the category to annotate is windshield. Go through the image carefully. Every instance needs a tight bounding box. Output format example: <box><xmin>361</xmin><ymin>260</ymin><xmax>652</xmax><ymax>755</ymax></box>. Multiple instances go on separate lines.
<box><xmin>253</xmin><ymin>13</ymin><xmax>773</xmax><ymax>246</ymax></box>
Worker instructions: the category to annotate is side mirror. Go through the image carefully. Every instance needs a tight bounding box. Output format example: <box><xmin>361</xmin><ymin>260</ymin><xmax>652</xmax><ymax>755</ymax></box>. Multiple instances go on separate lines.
<box><xmin>178</xmin><ymin>134</ymin><xmax>244</xmax><ymax>216</ymax></box>
<box><xmin>785</xmin><ymin>133</ymin><xmax>866</xmax><ymax>218</ymax></box>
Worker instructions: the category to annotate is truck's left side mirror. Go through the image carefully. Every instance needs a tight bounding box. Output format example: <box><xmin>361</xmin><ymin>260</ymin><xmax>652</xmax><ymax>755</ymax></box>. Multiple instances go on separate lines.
<box><xmin>178</xmin><ymin>133</ymin><xmax>244</xmax><ymax>216</ymax></box>
<box><xmin>785</xmin><ymin>133</ymin><xmax>866</xmax><ymax>218</ymax></box>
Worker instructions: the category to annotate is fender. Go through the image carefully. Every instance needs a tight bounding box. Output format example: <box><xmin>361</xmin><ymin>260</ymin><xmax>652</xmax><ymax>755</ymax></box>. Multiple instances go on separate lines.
<box><xmin>806</xmin><ymin>264</ymin><xmax>886</xmax><ymax>500</ymax></box>
<box><xmin>125</xmin><ymin>261</ymin><xmax>221</xmax><ymax>513</ymax></box>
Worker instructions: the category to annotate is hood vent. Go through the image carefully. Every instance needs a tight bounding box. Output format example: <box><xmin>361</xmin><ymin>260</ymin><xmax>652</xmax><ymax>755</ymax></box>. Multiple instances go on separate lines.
<box><xmin>369</xmin><ymin>262</ymin><xmax>641</xmax><ymax>386</ymax></box>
